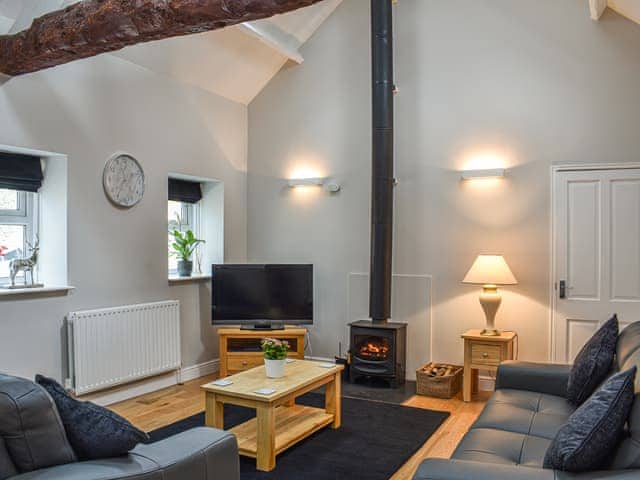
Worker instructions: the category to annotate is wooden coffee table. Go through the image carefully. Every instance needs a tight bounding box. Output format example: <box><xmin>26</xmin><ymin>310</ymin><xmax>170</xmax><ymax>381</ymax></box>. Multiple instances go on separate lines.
<box><xmin>202</xmin><ymin>359</ymin><xmax>344</xmax><ymax>472</ymax></box>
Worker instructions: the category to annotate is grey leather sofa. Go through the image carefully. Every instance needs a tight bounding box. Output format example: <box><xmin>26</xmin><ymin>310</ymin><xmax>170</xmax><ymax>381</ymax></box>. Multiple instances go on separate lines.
<box><xmin>0</xmin><ymin>374</ymin><xmax>240</xmax><ymax>480</ymax></box>
<box><xmin>414</xmin><ymin>322</ymin><xmax>640</xmax><ymax>479</ymax></box>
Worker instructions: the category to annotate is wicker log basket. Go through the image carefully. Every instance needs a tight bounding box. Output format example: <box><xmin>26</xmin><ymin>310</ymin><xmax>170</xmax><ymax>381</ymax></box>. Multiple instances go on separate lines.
<box><xmin>416</xmin><ymin>362</ymin><xmax>463</xmax><ymax>399</ymax></box>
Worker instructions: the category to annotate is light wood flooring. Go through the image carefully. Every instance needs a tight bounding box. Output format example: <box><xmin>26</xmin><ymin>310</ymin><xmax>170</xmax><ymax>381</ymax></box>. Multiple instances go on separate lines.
<box><xmin>109</xmin><ymin>375</ymin><xmax>489</xmax><ymax>480</ymax></box>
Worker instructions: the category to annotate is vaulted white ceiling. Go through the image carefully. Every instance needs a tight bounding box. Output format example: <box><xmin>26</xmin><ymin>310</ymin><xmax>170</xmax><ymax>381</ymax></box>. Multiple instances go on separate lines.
<box><xmin>0</xmin><ymin>0</ymin><xmax>342</xmax><ymax>104</ymax></box>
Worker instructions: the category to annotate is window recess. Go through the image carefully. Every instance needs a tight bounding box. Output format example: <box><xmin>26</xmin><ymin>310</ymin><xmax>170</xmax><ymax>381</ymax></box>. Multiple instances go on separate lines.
<box><xmin>0</xmin><ymin>152</ymin><xmax>42</xmax><ymax>286</ymax></box>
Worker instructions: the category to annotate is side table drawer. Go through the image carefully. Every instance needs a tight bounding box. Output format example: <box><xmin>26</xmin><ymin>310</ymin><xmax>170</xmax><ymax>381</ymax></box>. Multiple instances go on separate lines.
<box><xmin>228</xmin><ymin>355</ymin><xmax>264</xmax><ymax>372</ymax></box>
<box><xmin>471</xmin><ymin>343</ymin><xmax>502</xmax><ymax>366</ymax></box>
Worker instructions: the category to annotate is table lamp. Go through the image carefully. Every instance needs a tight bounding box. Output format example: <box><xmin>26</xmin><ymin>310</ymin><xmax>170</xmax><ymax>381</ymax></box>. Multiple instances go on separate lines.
<box><xmin>462</xmin><ymin>255</ymin><xmax>517</xmax><ymax>336</ymax></box>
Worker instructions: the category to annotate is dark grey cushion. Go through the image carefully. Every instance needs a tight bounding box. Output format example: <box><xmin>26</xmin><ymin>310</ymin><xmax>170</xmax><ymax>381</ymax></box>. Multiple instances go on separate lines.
<box><xmin>544</xmin><ymin>367</ymin><xmax>636</xmax><ymax>472</ymax></box>
<box><xmin>0</xmin><ymin>374</ymin><xmax>76</xmax><ymax>473</ymax></box>
<box><xmin>0</xmin><ymin>437</ymin><xmax>17</xmax><ymax>480</ymax></box>
<box><xmin>36</xmin><ymin>375</ymin><xmax>148</xmax><ymax>460</ymax></box>
<box><xmin>567</xmin><ymin>314</ymin><xmax>618</xmax><ymax>405</ymax></box>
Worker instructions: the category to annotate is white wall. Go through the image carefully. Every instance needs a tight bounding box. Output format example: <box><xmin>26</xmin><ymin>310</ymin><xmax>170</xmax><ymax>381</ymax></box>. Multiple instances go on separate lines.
<box><xmin>247</xmin><ymin>0</ymin><xmax>640</xmax><ymax>365</ymax></box>
<box><xmin>0</xmin><ymin>54</ymin><xmax>248</xmax><ymax>381</ymax></box>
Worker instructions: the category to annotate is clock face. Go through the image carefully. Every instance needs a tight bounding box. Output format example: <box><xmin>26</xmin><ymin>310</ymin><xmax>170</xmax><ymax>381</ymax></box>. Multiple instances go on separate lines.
<box><xmin>103</xmin><ymin>154</ymin><xmax>145</xmax><ymax>208</ymax></box>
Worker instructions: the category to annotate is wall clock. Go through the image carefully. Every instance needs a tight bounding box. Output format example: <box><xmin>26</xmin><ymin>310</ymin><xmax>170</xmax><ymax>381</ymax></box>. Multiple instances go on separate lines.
<box><xmin>103</xmin><ymin>153</ymin><xmax>145</xmax><ymax>208</ymax></box>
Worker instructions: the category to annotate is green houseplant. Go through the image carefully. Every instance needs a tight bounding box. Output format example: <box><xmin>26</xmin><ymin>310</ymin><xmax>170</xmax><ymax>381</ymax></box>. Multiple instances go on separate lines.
<box><xmin>170</xmin><ymin>229</ymin><xmax>205</xmax><ymax>277</ymax></box>
<box><xmin>261</xmin><ymin>338</ymin><xmax>290</xmax><ymax>378</ymax></box>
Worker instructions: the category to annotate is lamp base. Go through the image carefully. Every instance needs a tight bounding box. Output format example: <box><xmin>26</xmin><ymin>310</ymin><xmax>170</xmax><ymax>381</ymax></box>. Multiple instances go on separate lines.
<box><xmin>480</xmin><ymin>328</ymin><xmax>501</xmax><ymax>337</ymax></box>
<box><xmin>479</xmin><ymin>285</ymin><xmax>502</xmax><ymax>337</ymax></box>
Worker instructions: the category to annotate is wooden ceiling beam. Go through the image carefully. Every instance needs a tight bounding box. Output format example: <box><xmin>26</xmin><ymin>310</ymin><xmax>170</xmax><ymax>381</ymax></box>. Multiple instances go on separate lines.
<box><xmin>0</xmin><ymin>0</ymin><xmax>323</xmax><ymax>76</ymax></box>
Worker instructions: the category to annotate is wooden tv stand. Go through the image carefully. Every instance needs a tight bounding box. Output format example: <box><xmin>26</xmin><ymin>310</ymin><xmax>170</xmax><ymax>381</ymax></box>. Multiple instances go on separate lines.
<box><xmin>218</xmin><ymin>326</ymin><xmax>307</xmax><ymax>377</ymax></box>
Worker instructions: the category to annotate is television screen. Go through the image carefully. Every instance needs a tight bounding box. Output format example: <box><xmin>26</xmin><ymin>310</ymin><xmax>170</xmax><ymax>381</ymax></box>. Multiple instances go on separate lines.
<box><xmin>212</xmin><ymin>264</ymin><xmax>313</xmax><ymax>325</ymax></box>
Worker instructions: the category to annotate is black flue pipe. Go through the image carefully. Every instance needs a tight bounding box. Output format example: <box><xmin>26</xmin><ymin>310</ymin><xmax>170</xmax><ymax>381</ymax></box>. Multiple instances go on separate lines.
<box><xmin>369</xmin><ymin>0</ymin><xmax>394</xmax><ymax>324</ymax></box>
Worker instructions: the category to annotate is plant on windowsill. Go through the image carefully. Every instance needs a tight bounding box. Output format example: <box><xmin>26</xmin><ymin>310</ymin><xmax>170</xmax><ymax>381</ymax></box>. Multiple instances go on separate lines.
<box><xmin>261</xmin><ymin>338</ymin><xmax>290</xmax><ymax>378</ymax></box>
<box><xmin>170</xmin><ymin>229</ymin><xmax>205</xmax><ymax>277</ymax></box>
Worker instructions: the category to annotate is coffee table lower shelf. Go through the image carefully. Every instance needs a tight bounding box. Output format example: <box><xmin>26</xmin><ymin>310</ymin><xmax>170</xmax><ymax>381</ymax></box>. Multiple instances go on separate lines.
<box><xmin>231</xmin><ymin>404</ymin><xmax>334</xmax><ymax>458</ymax></box>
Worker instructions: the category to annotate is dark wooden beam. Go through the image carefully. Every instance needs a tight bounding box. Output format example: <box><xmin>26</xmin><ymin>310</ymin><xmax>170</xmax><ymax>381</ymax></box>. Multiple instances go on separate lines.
<box><xmin>0</xmin><ymin>0</ymin><xmax>324</xmax><ymax>76</ymax></box>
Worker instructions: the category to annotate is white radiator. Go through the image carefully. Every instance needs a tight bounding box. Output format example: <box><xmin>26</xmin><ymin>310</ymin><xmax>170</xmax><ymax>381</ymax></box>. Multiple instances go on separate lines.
<box><xmin>67</xmin><ymin>300</ymin><xmax>181</xmax><ymax>395</ymax></box>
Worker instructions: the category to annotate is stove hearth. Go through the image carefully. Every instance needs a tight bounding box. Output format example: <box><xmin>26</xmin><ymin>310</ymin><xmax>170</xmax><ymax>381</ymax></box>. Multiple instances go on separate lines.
<box><xmin>349</xmin><ymin>320</ymin><xmax>407</xmax><ymax>388</ymax></box>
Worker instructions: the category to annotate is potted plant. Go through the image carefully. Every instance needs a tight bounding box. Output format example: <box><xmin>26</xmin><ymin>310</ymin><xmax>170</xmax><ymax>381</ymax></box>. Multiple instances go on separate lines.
<box><xmin>261</xmin><ymin>338</ymin><xmax>290</xmax><ymax>378</ymax></box>
<box><xmin>170</xmin><ymin>229</ymin><xmax>205</xmax><ymax>277</ymax></box>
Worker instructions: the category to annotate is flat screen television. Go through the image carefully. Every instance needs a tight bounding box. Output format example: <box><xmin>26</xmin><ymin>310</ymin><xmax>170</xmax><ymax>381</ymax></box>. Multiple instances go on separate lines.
<box><xmin>212</xmin><ymin>264</ymin><xmax>313</xmax><ymax>330</ymax></box>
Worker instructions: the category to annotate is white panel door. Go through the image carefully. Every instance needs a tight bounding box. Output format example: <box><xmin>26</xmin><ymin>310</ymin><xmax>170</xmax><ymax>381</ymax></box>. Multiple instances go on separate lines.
<box><xmin>553</xmin><ymin>168</ymin><xmax>640</xmax><ymax>363</ymax></box>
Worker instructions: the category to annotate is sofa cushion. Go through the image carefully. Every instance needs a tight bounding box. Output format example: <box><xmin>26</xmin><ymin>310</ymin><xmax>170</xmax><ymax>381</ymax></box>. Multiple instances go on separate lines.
<box><xmin>489</xmin><ymin>389</ymin><xmax>575</xmax><ymax>417</ymax></box>
<box><xmin>544</xmin><ymin>367</ymin><xmax>636</xmax><ymax>472</ymax></box>
<box><xmin>474</xmin><ymin>390</ymin><xmax>573</xmax><ymax>440</ymax></box>
<box><xmin>567</xmin><ymin>314</ymin><xmax>618</xmax><ymax>405</ymax></box>
<box><xmin>452</xmin><ymin>389</ymin><xmax>574</xmax><ymax>467</ymax></box>
<box><xmin>453</xmin><ymin>427</ymin><xmax>551</xmax><ymax>468</ymax></box>
<box><xmin>0</xmin><ymin>437</ymin><xmax>17</xmax><ymax>480</ymax></box>
<box><xmin>0</xmin><ymin>374</ymin><xmax>76</xmax><ymax>473</ymax></box>
<box><xmin>36</xmin><ymin>375</ymin><xmax>148</xmax><ymax>460</ymax></box>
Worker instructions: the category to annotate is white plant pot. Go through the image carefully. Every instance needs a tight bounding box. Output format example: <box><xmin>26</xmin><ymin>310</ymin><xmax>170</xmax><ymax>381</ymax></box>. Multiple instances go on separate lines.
<box><xmin>264</xmin><ymin>358</ymin><xmax>286</xmax><ymax>378</ymax></box>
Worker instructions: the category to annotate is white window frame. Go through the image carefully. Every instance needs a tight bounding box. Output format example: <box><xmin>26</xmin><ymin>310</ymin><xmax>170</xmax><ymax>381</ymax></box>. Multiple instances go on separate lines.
<box><xmin>0</xmin><ymin>190</ymin><xmax>39</xmax><ymax>284</ymax></box>
<box><xmin>168</xmin><ymin>200</ymin><xmax>201</xmax><ymax>276</ymax></box>
<box><xmin>0</xmin><ymin>190</ymin><xmax>27</xmax><ymax>217</ymax></box>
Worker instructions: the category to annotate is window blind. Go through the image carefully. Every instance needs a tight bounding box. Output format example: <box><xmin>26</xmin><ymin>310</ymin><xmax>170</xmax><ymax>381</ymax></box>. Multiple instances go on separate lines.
<box><xmin>0</xmin><ymin>152</ymin><xmax>43</xmax><ymax>193</ymax></box>
<box><xmin>168</xmin><ymin>178</ymin><xmax>202</xmax><ymax>204</ymax></box>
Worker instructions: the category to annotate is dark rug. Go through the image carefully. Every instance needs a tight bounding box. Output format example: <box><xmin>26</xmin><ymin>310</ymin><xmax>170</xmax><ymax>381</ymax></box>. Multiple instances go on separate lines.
<box><xmin>149</xmin><ymin>393</ymin><xmax>449</xmax><ymax>480</ymax></box>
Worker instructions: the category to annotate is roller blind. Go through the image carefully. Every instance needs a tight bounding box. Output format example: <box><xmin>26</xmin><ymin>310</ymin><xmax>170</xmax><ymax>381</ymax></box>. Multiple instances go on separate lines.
<box><xmin>0</xmin><ymin>152</ymin><xmax>43</xmax><ymax>193</ymax></box>
<box><xmin>168</xmin><ymin>178</ymin><xmax>202</xmax><ymax>204</ymax></box>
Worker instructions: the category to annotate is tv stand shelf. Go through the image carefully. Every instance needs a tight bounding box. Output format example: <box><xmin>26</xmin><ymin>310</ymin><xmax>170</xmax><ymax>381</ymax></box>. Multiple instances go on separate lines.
<box><xmin>218</xmin><ymin>327</ymin><xmax>307</xmax><ymax>377</ymax></box>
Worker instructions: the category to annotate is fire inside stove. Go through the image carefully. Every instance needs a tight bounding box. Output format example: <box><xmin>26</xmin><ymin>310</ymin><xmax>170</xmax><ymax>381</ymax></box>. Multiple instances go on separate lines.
<box><xmin>357</xmin><ymin>337</ymin><xmax>391</xmax><ymax>361</ymax></box>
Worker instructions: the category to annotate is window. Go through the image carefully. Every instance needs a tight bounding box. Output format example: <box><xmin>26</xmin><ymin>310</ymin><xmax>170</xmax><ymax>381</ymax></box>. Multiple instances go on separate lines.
<box><xmin>0</xmin><ymin>188</ymin><xmax>38</xmax><ymax>284</ymax></box>
<box><xmin>168</xmin><ymin>200</ymin><xmax>201</xmax><ymax>275</ymax></box>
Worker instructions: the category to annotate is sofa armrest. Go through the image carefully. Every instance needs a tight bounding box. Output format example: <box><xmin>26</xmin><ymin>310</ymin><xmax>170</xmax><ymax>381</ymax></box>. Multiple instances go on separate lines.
<box><xmin>132</xmin><ymin>427</ymin><xmax>239</xmax><ymax>480</ymax></box>
<box><xmin>495</xmin><ymin>361</ymin><xmax>571</xmax><ymax>397</ymax></box>
<box><xmin>10</xmin><ymin>428</ymin><xmax>239</xmax><ymax>480</ymax></box>
<box><xmin>413</xmin><ymin>459</ymin><xmax>555</xmax><ymax>480</ymax></box>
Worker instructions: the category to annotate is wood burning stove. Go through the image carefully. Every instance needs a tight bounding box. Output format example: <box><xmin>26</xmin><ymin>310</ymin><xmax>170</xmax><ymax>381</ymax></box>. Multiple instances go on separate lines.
<box><xmin>349</xmin><ymin>320</ymin><xmax>407</xmax><ymax>388</ymax></box>
<box><xmin>347</xmin><ymin>1</ymin><xmax>407</xmax><ymax>389</ymax></box>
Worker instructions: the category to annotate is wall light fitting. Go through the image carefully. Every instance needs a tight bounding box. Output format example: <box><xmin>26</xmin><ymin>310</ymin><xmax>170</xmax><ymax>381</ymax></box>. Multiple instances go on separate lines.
<box><xmin>288</xmin><ymin>177</ymin><xmax>341</xmax><ymax>192</ymax></box>
<box><xmin>288</xmin><ymin>177</ymin><xmax>324</xmax><ymax>187</ymax></box>
<box><xmin>460</xmin><ymin>168</ymin><xmax>506</xmax><ymax>180</ymax></box>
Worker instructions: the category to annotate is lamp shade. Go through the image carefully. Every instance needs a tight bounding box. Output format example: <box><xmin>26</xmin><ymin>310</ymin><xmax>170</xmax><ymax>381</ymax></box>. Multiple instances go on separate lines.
<box><xmin>462</xmin><ymin>255</ymin><xmax>517</xmax><ymax>285</ymax></box>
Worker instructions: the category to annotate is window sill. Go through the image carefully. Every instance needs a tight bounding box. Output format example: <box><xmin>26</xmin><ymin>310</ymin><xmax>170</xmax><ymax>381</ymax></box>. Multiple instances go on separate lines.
<box><xmin>168</xmin><ymin>274</ymin><xmax>211</xmax><ymax>285</ymax></box>
<box><xmin>0</xmin><ymin>285</ymin><xmax>75</xmax><ymax>299</ymax></box>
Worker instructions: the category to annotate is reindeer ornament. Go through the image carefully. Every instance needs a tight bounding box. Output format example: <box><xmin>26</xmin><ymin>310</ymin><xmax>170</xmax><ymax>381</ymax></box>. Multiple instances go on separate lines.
<box><xmin>9</xmin><ymin>237</ymin><xmax>40</xmax><ymax>287</ymax></box>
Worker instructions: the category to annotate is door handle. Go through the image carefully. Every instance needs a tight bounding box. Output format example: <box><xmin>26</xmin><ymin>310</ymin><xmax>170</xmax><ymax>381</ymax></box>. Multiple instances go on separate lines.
<box><xmin>559</xmin><ymin>280</ymin><xmax>566</xmax><ymax>299</ymax></box>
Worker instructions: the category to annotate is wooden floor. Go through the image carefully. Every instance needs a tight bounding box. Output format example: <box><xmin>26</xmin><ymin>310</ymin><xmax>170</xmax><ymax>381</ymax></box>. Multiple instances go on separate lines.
<box><xmin>110</xmin><ymin>376</ymin><xmax>489</xmax><ymax>480</ymax></box>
